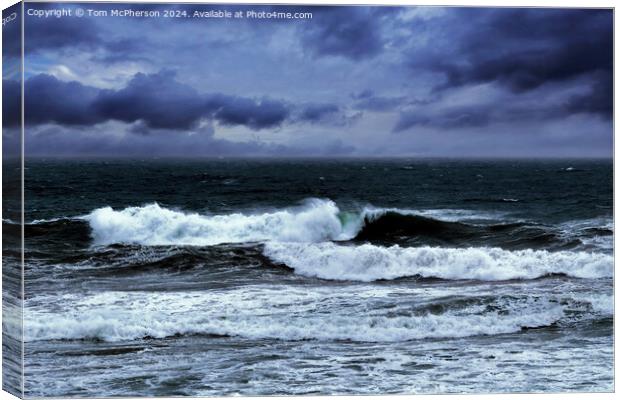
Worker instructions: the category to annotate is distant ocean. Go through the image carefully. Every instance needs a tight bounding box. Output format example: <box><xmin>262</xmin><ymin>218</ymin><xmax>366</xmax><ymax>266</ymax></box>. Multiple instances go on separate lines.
<box><xmin>4</xmin><ymin>158</ymin><xmax>613</xmax><ymax>396</ymax></box>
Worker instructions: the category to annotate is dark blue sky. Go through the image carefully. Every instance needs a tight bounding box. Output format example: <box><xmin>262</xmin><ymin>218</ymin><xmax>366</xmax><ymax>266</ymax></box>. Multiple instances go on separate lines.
<box><xmin>4</xmin><ymin>3</ymin><xmax>613</xmax><ymax>157</ymax></box>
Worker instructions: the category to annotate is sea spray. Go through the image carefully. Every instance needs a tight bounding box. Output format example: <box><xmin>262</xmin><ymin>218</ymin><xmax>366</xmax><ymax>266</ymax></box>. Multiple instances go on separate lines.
<box><xmin>85</xmin><ymin>199</ymin><xmax>355</xmax><ymax>246</ymax></box>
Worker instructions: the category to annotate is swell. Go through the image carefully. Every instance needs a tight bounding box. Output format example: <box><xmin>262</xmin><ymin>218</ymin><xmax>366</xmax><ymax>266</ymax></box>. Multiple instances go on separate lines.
<box><xmin>24</xmin><ymin>218</ymin><xmax>91</xmax><ymax>245</ymax></box>
<box><xmin>352</xmin><ymin>211</ymin><xmax>567</xmax><ymax>249</ymax></box>
<box><xmin>12</xmin><ymin>219</ymin><xmax>94</xmax><ymax>263</ymax></box>
<box><xmin>50</xmin><ymin>244</ymin><xmax>284</xmax><ymax>278</ymax></box>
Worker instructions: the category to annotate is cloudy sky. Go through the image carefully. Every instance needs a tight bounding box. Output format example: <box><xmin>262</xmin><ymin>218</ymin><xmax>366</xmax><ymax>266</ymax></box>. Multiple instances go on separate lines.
<box><xmin>3</xmin><ymin>3</ymin><xmax>613</xmax><ymax>157</ymax></box>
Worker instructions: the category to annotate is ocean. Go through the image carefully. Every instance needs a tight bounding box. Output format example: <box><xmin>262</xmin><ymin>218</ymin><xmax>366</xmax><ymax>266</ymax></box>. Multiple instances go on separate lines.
<box><xmin>3</xmin><ymin>158</ymin><xmax>614</xmax><ymax>396</ymax></box>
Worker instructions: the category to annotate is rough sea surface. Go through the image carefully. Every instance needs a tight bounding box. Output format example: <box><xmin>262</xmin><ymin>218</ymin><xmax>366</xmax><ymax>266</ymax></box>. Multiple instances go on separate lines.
<box><xmin>4</xmin><ymin>159</ymin><xmax>613</xmax><ymax>396</ymax></box>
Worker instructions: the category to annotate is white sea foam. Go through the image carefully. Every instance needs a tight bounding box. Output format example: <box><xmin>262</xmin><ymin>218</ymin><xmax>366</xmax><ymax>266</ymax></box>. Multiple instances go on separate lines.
<box><xmin>572</xmin><ymin>293</ymin><xmax>614</xmax><ymax>315</ymax></box>
<box><xmin>85</xmin><ymin>199</ymin><xmax>361</xmax><ymax>246</ymax></box>
<box><xmin>26</xmin><ymin>306</ymin><xmax>564</xmax><ymax>343</ymax></box>
<box><xmin>25</xmin><ymin>288</ymin><xmax>570</xmax><ymax>343</ymax></box>
<box><xmin>263</xmin><ymin>243</ymin><xmax>613</xmax><ymax>282</ymax></box>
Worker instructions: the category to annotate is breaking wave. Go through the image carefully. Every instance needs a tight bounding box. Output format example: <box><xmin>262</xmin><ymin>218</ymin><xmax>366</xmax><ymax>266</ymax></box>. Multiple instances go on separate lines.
<box><xmin>80</xmin><ymin>199</ymin><xmax>611</xmax><ymax>250</ymax></box>
<box><xmin>26</xmin><ymin>307</ymin><xmax>565</xmax><ymax>343</ymax></box>
<box><xmin>26</xmin><ymin>290</ymin><xmax>576</xmax><ymax>343</ymax></box>
<box><xmin>84</xmin><ymin>200</ymin><xmax>473</xmax><ymax>246</ymax></box>
<box><xmin>263</xmin><ymin>242</ymin><xmax>613</xmax><ymax>282</ymax></box>
<box><xmin>84</xmin><ymin>199</ymin><xmax>361</xmax><ymax>246</ymax></box>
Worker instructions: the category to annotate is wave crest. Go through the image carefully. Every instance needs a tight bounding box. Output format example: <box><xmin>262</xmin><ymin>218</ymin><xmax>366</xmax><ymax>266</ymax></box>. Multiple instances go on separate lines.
<box><xmin>85</xmin><ymin>199</ymin><xmax>360</xmax><ymax>246</ymax></box>
<box><xmin>26</xmin><ymin>290</ymin><xmax>573</xmax><ymax>343</ymax></box>
<box><xmin>263</xmin><ymin>242</ymin><xmax>613</xmax><ymax>282</ymax></box>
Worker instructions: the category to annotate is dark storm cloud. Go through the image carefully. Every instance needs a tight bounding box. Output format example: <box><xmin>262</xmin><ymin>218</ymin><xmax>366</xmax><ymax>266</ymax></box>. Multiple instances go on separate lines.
<box><xmin>299</xmin><ymin>7</ymin><xmax>392</xmax><ymax>60</ymax></box>
<box><xmin>16</xmin><ymin>71</ymin><xmax>350</xmax><ymax>131</ymax></box>
<box><xmin>208</xmin><ymin>95</ymin><xmax>291</xmax><ymax>130</ymax></box>
<box><xmin>563</xmin><ymin>71</ymin><xmax>613</xmax><ymax>118</ymax></box>
<box><xmin>98</xmin><ymin>71</ymin><xmax>292</xmax><ymax>130</ymax></box>
<box><xmin>391</xmin><ymin>85</ymin><xmax>609</xmax><ymax>133</ymax></box>
<box><xmin>24</xmin><ymin>74</ymin><xmax>103</xmax><ymax>126</ymax></box>
<box><xmin>407</xmin><ymin>8</ymin><xmax>612</xmax><ymax>118</ymax></box>
<box><xmin>418</xmin><ymin>9</ymin><xmax>612</xmax><ymax>90</ymax></box>
<box><xmin>94</xmin><ymin>70</ymin><xmax>207</xmax><ymax>130</ymax></box>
